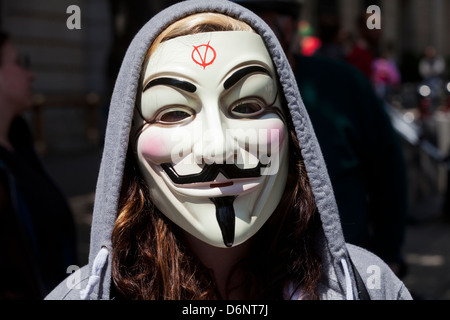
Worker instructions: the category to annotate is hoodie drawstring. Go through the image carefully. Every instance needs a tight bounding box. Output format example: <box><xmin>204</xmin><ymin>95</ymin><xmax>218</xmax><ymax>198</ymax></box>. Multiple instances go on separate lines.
<box><xmin>340</xmin><ymin>257</ymin><xmax>354</xmax><ymax>300</ymax></box>
<box><xmin>80</xmin><ymin>247</ymin><xmax>109</xmax><ymax>300</ymax></box>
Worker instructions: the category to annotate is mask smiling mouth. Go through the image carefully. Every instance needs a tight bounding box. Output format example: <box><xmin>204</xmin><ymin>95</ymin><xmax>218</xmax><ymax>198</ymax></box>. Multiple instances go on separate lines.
<box><xmin>159</xmin><ymin>162</ymin><xmax>269</xmax><ymax>247</ymax></box>
<box><xmin>209</xmin><ymin>181</ymin><xmax>234</xmax><ymax>188</ymax></box>
<box><xmin>160</xmin><ymin>162</ymin><xmax>267</xmax><ymax>185</ymax></box>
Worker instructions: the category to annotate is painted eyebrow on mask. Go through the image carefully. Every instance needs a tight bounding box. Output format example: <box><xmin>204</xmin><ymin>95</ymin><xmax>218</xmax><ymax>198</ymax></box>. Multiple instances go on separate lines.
<box><xmin>223</xmin><ymin>65</ymin><xmax>272</xmax><ymax>90</ymax></box>
<box><xmin>143</xmin><ymin>77</ymin><xmax>197</xmax><ymax>93</ymax></box>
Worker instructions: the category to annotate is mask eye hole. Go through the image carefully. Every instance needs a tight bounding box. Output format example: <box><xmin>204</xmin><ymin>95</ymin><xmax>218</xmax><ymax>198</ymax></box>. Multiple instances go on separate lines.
<box><xmin>230</xmin><ymin>98</ymin><xmax>265</xmax><ymax>118</ymax></box>
<box><xmin>155</xmin><ymin>106</ymin><xmax>195</xmax><ymax>125</ymax></box>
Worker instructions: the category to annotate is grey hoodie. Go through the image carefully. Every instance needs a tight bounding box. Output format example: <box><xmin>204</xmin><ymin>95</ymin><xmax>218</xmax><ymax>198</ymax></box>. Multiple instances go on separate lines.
<box><xmin>46</xmin><ymin>0</ymin><xmax>412</xmax><ymax>300</ymax></box>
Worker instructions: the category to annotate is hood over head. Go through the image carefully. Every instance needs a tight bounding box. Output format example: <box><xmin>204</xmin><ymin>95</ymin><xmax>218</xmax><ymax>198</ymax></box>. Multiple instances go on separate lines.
<box><xmin>84</xmin><ymin>0</ymin><xmax>357</xmax><ymax>300</ymax></box>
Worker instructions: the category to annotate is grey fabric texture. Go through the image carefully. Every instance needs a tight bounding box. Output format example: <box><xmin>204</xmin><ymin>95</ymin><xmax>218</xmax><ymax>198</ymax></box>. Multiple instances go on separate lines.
<box><xmin>45</xmin><ymin>0</ymin><xmax>411</xmax><ymax>300</ymax></box>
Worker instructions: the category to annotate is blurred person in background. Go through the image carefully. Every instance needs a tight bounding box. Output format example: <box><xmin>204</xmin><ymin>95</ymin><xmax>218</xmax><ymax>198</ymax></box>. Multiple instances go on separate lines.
<box><xmin>371</xmin><ymin>44</ymin><xmax>401</xmax><ymax>99</ymax></box>
<box><xmin>0</xmin><ymin>31</ymin><xmax>78</xmax><ymax>299</ymax></box>
<box><xmin>234</xmin><ymin>0</ymin><xmax>408</xmax><ymax>278</ymax></box>
<box><xmin>315</xmin><ymin>14</ymin><xmax>346</xmax><ymax>61</ymax></box>
<box><xmin>346</xmin><ymin>12</ymin><xmax>381</xmax><ymax>80</ymax></box>
<box><xmin>418</xmin><ymin>45</ymin><xmax>446</xmax><ymax>111</ymax></box>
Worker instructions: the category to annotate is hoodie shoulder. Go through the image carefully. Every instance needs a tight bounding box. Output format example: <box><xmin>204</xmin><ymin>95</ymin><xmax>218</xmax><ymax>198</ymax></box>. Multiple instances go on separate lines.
<box><xmin>45</xmin><ymin>265</ymin><xmax>90</xmax><ymax>300</ymax></box>
<box><xmin>347</xmin><ymin>244</ymin><xmax>412</xmax><ymax>300</ymax></box>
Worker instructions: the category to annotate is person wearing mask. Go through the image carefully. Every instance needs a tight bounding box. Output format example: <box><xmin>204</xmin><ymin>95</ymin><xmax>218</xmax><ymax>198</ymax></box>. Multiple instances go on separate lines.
<box><xmin>46</xmin><ymin>1</ymin><xmax>410</xmax><ymax>300</ymax></box>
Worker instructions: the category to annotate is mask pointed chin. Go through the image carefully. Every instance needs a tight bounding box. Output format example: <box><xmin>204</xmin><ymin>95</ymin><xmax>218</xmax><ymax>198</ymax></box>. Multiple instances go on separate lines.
<box><xmin>210</xmin><ymin>196</ymin><xmax>237</xmax><ymax>247</ymax></box>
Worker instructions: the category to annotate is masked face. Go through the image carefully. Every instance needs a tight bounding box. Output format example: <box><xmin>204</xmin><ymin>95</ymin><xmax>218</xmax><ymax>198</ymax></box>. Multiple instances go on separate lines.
<box><xmin>133</xmin><ymin>31</ymin><xmax>288</xmax><ymax>248</ymax></box>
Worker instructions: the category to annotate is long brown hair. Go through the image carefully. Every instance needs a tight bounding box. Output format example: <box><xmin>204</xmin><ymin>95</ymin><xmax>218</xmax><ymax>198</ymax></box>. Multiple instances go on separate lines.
<box><xmin>111</xmin><ymin>13</ymin><xmax>322</xmax><ymax>300</ymax></box>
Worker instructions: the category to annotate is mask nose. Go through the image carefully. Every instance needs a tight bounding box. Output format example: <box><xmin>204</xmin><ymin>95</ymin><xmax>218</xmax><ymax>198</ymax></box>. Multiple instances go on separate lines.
<box><xmin>193</xmin><ymin>102</ymin><xmax>235</xmax><ymax>165</ymax></box>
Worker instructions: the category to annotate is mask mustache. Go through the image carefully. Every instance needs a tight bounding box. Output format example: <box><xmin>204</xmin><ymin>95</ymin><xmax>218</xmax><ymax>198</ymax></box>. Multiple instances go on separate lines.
<box><xmin>160</xmin><ymin>161</ymin><xmax>267</xmax><ymax>185</ymax></box>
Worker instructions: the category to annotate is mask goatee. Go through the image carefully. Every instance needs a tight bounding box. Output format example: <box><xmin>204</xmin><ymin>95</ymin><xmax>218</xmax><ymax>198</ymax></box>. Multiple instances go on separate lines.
<box><xmin>209</xmin><ymin>196</ymin><xmax>236</xmax><ymax>247</ymax></box>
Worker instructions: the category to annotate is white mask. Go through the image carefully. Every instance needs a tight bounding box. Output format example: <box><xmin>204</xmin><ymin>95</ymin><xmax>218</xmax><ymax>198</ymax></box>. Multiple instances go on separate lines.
<box><xmin>133</xmin><ymin>31</ymin><xmax>288</xmax><ymax>248</ymax></box>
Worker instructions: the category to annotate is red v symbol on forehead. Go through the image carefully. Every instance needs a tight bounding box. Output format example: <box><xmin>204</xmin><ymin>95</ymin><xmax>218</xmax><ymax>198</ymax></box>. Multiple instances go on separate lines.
<box><xmin>192</xmin><ymin>41</ymin><xmax>217</xmax><ymax>69</ymax></box>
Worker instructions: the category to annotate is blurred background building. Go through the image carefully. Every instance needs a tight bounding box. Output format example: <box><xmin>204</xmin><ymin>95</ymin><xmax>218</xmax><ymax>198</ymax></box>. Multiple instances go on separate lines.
<box><xmin>0</xmin><ymin>0</ymin><xmax>449</xmax><ymax>299</ymax></box>
<box><xmin>304</xmin><ymin>0</ymin><xmax>450</xmax><ymax>60</ymax></box>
